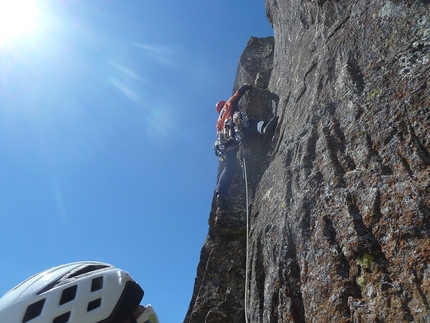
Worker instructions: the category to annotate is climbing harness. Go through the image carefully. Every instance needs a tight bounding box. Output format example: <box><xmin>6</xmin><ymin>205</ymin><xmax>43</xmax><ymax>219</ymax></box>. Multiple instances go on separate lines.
<box><xmin>240</xmin><ymin>155</ymin><xmax>250</xmax><ymax>323</ymax></box>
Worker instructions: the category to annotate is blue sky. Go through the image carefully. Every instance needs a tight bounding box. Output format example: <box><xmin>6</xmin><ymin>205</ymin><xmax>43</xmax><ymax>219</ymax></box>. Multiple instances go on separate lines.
<box><xmin>0</xmin><ymin>1</ymin><xmax>273</xmax><ymax>322</ymax></box>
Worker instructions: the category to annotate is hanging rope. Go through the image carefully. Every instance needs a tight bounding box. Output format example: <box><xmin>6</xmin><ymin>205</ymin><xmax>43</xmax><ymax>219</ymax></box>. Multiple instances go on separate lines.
<box><xmin>241</xmin><ymin>156</ymin><xmax>250</xmax><ymax>323</ymax></box>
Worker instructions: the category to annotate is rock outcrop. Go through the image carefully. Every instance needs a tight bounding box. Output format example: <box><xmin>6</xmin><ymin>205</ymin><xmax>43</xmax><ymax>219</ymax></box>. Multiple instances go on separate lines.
<box><xmin>185</xmin><ymin>0</ymin><xmax>429</xmax><ymax>322</ymax></box>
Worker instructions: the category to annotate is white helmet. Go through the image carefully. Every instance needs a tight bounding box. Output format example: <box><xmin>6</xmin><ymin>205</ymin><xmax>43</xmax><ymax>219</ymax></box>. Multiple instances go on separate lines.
<box><xmin>0</xmin><ymin>261</ymin><xmax>159</xmax><ymax>323</ymax></box>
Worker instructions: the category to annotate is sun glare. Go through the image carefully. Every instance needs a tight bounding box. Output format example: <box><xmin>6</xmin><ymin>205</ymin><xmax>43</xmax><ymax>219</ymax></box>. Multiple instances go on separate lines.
<box><xmin>0</xmin><ymin>0</ymin><xmax>38</xmax><ymax>44</ymax></box>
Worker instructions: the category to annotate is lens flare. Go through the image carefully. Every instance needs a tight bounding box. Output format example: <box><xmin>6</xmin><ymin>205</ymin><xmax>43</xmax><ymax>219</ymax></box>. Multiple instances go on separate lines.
<box><xmin>0</xmin><ymin>0</ymin><xmax>38</xmax><ymax>44</ymax></box>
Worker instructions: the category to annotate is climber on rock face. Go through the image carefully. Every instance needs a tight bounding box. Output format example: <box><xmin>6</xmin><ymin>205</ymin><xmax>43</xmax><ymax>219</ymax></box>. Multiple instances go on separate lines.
<box><xmin>213</xmin><ymin>83</ymin><xmax>278</xmax><ymax>209</ymax></box>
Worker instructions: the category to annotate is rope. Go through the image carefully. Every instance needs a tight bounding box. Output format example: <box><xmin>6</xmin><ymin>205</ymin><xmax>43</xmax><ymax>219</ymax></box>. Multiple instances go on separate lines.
<box><xmin>241</xmin><ymin>156</ymin><xmax>250</xmax><ymax>323</ymax></box>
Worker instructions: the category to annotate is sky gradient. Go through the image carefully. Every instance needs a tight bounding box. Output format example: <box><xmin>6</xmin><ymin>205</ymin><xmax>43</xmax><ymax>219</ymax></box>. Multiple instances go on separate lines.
<box><xmin>0</xmin><ymin>1</ymin><xmax>273</xmax><ymax>322</ymax></box>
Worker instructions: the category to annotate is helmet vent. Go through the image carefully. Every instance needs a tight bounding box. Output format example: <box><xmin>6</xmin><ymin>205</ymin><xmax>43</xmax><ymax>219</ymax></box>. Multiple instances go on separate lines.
<box><xmin>37</xmin><ymin>279</ymin><xmax>61</xmax><ymax>295</ymax></box>
<box><xmin>23</xmin><ymin>299</ymin><xmax>46</xmax><ymax>322</ymax></box>
<box><xmin>52</xmin><ymin>312</ymin><xmax>70</xmax><ymax>323</ymax></box>
<box><xmin>87</xmin><ymin>298</ymin><xmax>102</xmax><ymax>312</ymax></box>
<box><xmin>91</xmin><ymin>276</ymin><xmax>103</xmax><ymax>292</ymax></box>
<box><xmin>68</xmin><ymin>264</ymin><xmax>110</xmax><ymax>279</ymax></box>
<box><xmin>59</xmin><ymin>285</ymin><xmax>77</xmax><ymax>305</ymax></box>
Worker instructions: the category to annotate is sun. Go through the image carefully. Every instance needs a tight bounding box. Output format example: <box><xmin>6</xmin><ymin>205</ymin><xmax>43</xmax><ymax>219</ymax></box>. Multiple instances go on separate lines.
<box><xmin>0</xmin><ymin>0</ymin><xmax>38</xmax><ymax>44</ymax></box>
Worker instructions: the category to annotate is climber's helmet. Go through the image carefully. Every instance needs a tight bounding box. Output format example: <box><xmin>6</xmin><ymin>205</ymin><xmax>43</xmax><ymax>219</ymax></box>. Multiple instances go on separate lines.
<box><xmin>0</xmin><ymin>261</ymin><xmax>159</xmax><ymax>323</ymax></box>
<box><xmin>216</xmin><ymin>101</ymin><xmax>226</xmax><ymax>114</ymax></box>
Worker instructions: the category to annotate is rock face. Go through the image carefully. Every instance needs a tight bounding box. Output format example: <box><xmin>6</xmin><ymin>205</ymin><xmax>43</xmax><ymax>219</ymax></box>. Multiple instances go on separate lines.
<box><xmin>185</xmin><ymin>0</ymin><xmax>429</xmax><ymax>322</ymax></box>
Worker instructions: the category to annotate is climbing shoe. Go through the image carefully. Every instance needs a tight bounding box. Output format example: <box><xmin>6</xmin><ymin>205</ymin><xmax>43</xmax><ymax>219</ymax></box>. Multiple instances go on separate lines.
<box><xmin>216</xmin><ymin>194</ymin><xmax>226</xmax><ymax>209</ymax></box>
<box><xmin>262</xmin><ymin>116</ymin><xmax>278</xmax><ymax>135</ymax></box>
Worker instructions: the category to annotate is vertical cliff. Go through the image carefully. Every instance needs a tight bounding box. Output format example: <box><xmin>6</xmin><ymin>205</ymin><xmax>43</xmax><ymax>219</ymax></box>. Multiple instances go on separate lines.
<box><xmin>185</xmin><ymin>0</ymin><xmax>429</xmax><ymax>322</ymax></box>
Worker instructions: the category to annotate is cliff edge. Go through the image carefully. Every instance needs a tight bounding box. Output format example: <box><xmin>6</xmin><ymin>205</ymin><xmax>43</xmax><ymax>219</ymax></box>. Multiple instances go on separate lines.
<box><xmin>185</xmin><ymin>0</ymin><xmax>429</xmax><ymax>322</ymax></box>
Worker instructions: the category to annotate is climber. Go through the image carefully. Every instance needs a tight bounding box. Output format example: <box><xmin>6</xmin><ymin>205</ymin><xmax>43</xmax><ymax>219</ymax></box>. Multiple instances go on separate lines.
<box><xmin>0</xmin><ymin>261</ymin><xmax>159</xmax><ymax>323</ymax></box>
<box><xmin>214</xmin><ymin>83</ymin><xmax>278</xmax><ymax>209</ymax></box>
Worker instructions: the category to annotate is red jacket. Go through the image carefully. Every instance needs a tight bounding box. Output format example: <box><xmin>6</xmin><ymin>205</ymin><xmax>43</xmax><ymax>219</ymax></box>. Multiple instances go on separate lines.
<box><xmin>216</xmin><ymin>84</ymin><xmax>252</xmax><ymax>133</ymax></box>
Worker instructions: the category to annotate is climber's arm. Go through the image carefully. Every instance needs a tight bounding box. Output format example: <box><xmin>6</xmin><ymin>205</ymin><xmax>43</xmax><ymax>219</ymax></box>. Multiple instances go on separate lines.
<box><xmin>228</xmin><ymin>84</ymin><xmax>253</xmax><ymax>111</ymax></box>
